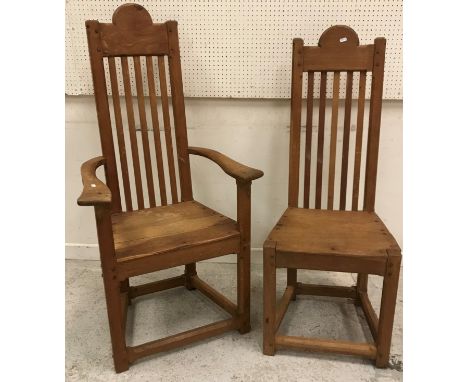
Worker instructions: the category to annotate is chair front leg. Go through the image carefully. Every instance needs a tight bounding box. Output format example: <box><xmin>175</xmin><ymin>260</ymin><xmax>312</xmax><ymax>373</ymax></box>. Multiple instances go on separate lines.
<box><xmin>236</xmin><ymin>180</ymin><xmax>251</xmax><ymax>334</ymax></box>
<box><xmin>102</xmin><ymin>271</ymin><xmax>129</xmax><ymax>372</ymax></box>
<box><xmin>95</xmin><ymin>205</ymin><xmax>129</xmax><ymax>373</ymax></box>
<box><xmin>376</xmin><ymin>249</ymin><xmax>401</xmax><ymax>367</ymax></box>
<box><xmin>263</xmin><ymin>240</ymin><xmax>277</xmax><ymax>355</ymax></box>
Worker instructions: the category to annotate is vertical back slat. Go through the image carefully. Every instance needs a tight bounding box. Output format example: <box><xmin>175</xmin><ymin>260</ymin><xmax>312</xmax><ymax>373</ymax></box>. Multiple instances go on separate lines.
<box><xmin>364</xmin><ymin>39</ymin><xmax>386</xmax><ymax>211</ymax></box>
<box><xmin>158</xmin><ymin>56</ymin><xmax>179</xmax><ymax>203</ymax></box>
<box><xmin>303</xmin><ymin>72</ymin><xmax>314</xmax><ymax>208</ymax></box>
<box><xmin>352</xmin><ymin>71</ymin><xmax>367</xmax><ymax>210</ymax></box>
<box><xmin>166</xmin><ymin>21</ymin><xmax>193</xmax><ymax>202</ymax></box>
<box><xmin>134</xmin><ymin>56</ymin><xmax>156</xmax><ymax>207</ymax></box>
<box><xmin>315</xmin><ymin>71</ymin><xmax>327</xmax><ymax>209</ymax></box>
<box><xmin>121</xmin><ymin>56</ymin><xmax>145</xmax><ymax>209</ymax></box>
<box><xmin>85</xmin><ymin>21</ymin><xmax>122</xmax><ymax>212</ymax></box>
<box><xmin>108</xmin><ymin>57</ymin><xmax>133</xmax><ymax>211</ymax></box>
<box><xmin>146</xmin><ymin>56</ymin><xmax>168</xmax><ymax>206</ymax></box>
<box><xmin>327</xmin><ymin>71</ymin><xmax>340</xmax><ymax>210</ymax></box>
<box><xmin>288</xmin><ymin>31</ymin><xmax>385</xmax><ymax>214</ymax></box>
<box><xmin>339</xmin><ymin>71</ymin><xmax>353</xmax><ymax>210</ymax></box>
<box><xmin>287</xmin><ymin>38</ymin><xmax>304</xmax><ymax>208</ymax></box>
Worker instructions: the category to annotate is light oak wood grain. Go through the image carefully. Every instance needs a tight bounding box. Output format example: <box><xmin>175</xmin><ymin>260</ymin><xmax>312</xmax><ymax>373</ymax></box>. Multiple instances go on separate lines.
<box><xmin>263</xmin><ymin>25</ymin><xmax>401</xmax><ymax>368</ymax></box>
<box><xmin>79</xmin><ymin>4</ymin><xmax>263</xmax><ymax>373</ymax></box>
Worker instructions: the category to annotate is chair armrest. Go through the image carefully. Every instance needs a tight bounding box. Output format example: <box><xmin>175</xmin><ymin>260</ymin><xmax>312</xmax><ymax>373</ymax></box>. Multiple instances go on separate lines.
<box><xmin>188</xmin><ymin>146</ymin><xmax>264</xmax><ymax>183</ymax></box>
<box><xmin>77</xmin><ymin>156</ymin><xmax>112</xmax><ymax>206</ymax></box>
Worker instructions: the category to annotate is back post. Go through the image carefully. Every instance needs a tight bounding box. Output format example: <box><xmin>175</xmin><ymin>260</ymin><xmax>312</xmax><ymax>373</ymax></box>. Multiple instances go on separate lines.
<box><xmin>287</xmin><ymin>38</ymin><xmax>304</xmax><ymax>208</ymax></box>
<box><xmin>166</xmin><ymin>21</ymin><xmax>193</xmax><ymax>202</ymax></box>
<box><xmin>85</xmin><ymin>20</ymin><xmax>122</xmax><ymax>213</ymax></box>
<box><xmin>363</xmin><ymin>38</ymin><xmax>386</xmax><ymax>211</ymax></box>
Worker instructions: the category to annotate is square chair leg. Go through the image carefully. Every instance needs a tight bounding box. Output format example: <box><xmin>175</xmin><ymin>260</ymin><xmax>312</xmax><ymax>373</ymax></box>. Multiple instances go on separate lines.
<box><xmin>263</xmin><ymin>241</ymin><xmax>277</xmax><ymax>355</ymax></box>
<box><xmin>376</xmin><ymin>250</ymin><xmax>401</xmax><ymax>367</ymax></box>
<box><xmin>237</xmin><ymin>245</ymin><xmax>251</xmax><ymax>334</ymax></box>
<box><xmin>102</xmin><ymin>272</ymin><xmax>129</xmax><ymax>373</ymax></box>
<box><xmin>287</xmin><ymin>268</ymin><xmax>297</xmax><ymax>300</ymax></box>
<box><xmin>262</xmin><ymin>246</ymin><xmax>401</xmax><ymax>368</ymax></box>
<box><xmin>184</xmin><ymin>263</ymin><xmax>197</xmax><ymax>290</ymax></box>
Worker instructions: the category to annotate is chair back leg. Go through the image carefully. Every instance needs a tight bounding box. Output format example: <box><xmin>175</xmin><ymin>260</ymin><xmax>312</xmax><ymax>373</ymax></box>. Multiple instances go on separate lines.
<box><xmin>184</xmin><ymin>263</ymin><xmax>197</xmax><ymax>290</ymax></box>
<box><xmin>357</xmin><ymin>273</ymin><xmax>369</xmax><ymax>295</ymax></box>
<box><xmin>287</xmin><ymin>268</ymin><xmax>298</xmax><ymax>300</ymax></box>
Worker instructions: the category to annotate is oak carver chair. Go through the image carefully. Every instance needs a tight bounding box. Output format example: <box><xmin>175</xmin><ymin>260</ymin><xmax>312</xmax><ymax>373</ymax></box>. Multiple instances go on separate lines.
<box><xmin>77</xmin><ymin>4</ymin><xmax>263</xmax><ymax>373</ymax></box>
<box><xmin>263</xmin><ymin>26</ymin><xmax>401</xmax><ymax>367</ymax></box>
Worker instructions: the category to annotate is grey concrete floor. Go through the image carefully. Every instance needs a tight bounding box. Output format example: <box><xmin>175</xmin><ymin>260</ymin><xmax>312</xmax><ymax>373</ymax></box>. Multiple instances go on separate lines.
<box><xmin>66</xmin><ymin>259</ymin><xmax>402</xmax><ymax>381</ymax></box>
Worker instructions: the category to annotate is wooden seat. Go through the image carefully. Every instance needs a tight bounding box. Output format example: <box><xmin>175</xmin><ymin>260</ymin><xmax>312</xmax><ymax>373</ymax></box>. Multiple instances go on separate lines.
<box><xmin>268</xmin><ymin>208</ymin><xmax>399</xmax><ymax>275</ymax></box>
<box><xmin>112</xmin><ymin>201</ymin><xmax>240</xmax><ymax>278</ymax></box>
<box><xmin>77</xmin><ymin>4</ymin><xmax>262</xmax><ymax>373</ymax></box>
<box><xmin>113</xmin><ymin>201</ymin><xmax>239</xmax><ymax>260</ymax></box>
<box><xmin>263</xmin><ymin>25</ymin><xmax>401</xmax><ymax>368</ymax></box>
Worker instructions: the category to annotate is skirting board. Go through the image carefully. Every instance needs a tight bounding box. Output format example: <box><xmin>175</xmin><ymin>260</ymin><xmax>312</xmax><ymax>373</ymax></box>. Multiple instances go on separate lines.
<box><xmin>65</xmin><ymin>243</ymin><xmax>263</xmax><ymax>264</ymax></box>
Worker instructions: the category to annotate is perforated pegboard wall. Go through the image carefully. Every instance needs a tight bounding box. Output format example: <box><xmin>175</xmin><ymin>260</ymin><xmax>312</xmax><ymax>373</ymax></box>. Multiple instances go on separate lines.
<box><xmin>66</xmin><ymin>1</ymin><xmax>402</xmax><ymax>99</ymax></box>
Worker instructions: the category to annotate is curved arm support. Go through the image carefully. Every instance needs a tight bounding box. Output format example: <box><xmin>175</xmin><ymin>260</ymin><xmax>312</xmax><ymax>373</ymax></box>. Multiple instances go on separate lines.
<box><xmin>188</xmin><ymin>146</ymin><xmax>263</xmax><ymax>183</ymax></box>
<box><xmin>77</xmin><ymin>156</ymin><xmax>112</xmax><ymax>206</ymax></box>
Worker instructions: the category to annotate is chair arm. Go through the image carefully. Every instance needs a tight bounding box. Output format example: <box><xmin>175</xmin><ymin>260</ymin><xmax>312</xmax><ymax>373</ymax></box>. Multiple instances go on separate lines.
<box><xmin>188</xmin><ymin>146</ymin><xmax>264</xmax><ymax>183</ymax></box>
<box><xmin>77</xmin><ymin>156</ymin><xmax>112</xmax><ymax>206</ymax></box>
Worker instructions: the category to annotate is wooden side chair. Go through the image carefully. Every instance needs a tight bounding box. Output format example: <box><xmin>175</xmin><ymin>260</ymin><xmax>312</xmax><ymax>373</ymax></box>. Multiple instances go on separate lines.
<box><xmin>263</xmin><ymin>26</ymin><xmax>401</xmax><ymax>367</ymax></box>
<box><xmin>77</xmin><ymin>4</ymin><xmax>263</xmax><ymax>372</ymax></box>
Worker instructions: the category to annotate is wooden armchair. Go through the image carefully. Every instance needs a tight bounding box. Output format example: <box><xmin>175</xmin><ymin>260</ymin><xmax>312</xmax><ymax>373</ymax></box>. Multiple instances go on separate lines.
<box><xmin>77</xmin><ymin>4</ymin><xmax>263</xmax><ymax>372</ymax></box>
<box><xmin>263</xmin><ymin>26</ymin><xmax>401</xmax><ymax>367</ymax></box>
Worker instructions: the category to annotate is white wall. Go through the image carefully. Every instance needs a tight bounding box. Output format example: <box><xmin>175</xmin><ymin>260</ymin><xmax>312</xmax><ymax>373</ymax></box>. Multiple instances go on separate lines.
<box><xmin>65</xmin><ymin>96</ymin><xmax>402</xmax><ymax>261</ymax></box>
